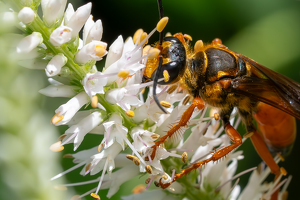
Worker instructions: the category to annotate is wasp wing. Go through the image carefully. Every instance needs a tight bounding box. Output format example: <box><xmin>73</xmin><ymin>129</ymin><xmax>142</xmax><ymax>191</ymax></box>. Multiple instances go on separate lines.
<box><xmin>231</xmin><ymin>54</ymin><xmax>300</xmax><ymax>119</ymax></box>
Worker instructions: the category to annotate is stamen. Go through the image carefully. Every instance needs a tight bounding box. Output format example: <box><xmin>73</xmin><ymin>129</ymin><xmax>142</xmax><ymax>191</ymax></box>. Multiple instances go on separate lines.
<box><xmin>168</xmin><ymin>148</ymin><xmax>193</xmax><ymax>152</ymax></box>
<box><xmin>117</xmin><ymin>70</ymin><xmax>130</xmax><ymax>78</ymax></box>
<box><xmin>97</xmin><ymin>143</ymin><xmax>104</xmax><ymax>152</ymax></box>
<box><xmin>91</xmin><ymin>95</ymin><xmax>98</xmax><ymax>108</ymax></box>
<box><xmin>183</xmin><ymin>34</ymin><xmax>192</xmax><ymax>41</ymax></box>
<box><xmin>95</xmin><ymin>44</ymin><xmax>106</xmax><ymax>57</ymax></box>
<box><xmin>140</xmin><ymin>32</ymin><xmax>148</xmax><ymax>45</ymax></box>
<box><xmin>165</xmin><ymin>32</ymin><xmax>172</xmax><ymax>37</ymax></box>
<box><xmin>151</xmin><ymin>134</ymin><xmax>160</xmax><ymax>140</ymax></box>
<box><xmin>214</xmin><ymin>113</ymin><xmax>219</xmax><ymax>120</ymax></box>
<box><xmin>171</xmin><ymin>169</ymin><xmax>175</xmax><ymax>181</ymax></box>
<box><xmin>133</xmin><ymin>29</ymin><xmax>143</xmax><ymax>44</ymax></box>
<box><xmin>95</xmin><ymin>158</ymin><xmax>109</xmax><ymax>194</ymax></box>
<box><xmin>225</xmin><ymin>178</ymin><xmax>240</xmax><ymax>200</ymax></box>
<box><xmin>145</xmin><ymin>165</ymin><xmax>153</xmax><ymax>174</ymax></box>
<box><xmin>63</xmin><ymin>154</ymin><xmax>74</xmax><ymax>158</ymax></box>
<box><xmin>58</xmin><ymin>134</ymin><xmax>67</xmax><ymax>141</ymax></box>
<box><xmin>125</xmin><ymin>110</ymin><xmax>135</xmax><ymax>117</ymax></box>
<box><xmin>78</xmin><ymin>187</ymin><xmax>97</xmax><ymax>199</ymax></box>
<box><xmin>51</xmin><ymin>161</ymin><xmax>86</xmax><ymax>180</ymax></box>
<box><xmin>126</xmin><ymin>155</ymin><xmax>140</xmax><ymax>166</ymax></box>
<box><xmin>147</xmin><ymin>154</ymin><xmax>153</xmax><ymax>164</ymax></box>
<box><xmin>137</xmin><ymin>134</ymin><xmax>148</xmax><ymax>147</ymax></box>
<box><xmin>50</xmin><ymin>141</ymin><xmax>64</xmax><ymax>152</ymax></box>
<box><xmin>167</xmin><ymin>85</ymin><xmax>177</xmax><ymax>94</ymax></box>
<box><xmin>148</xmin><ymin>48</ymin><xmax>160</xmax><ymax>59</ymax></box>
<box><xmin>280</xmin><ymin>167</ymin><xmax>287</xmax><ymax>176</ymax></box>
<box><xmin>281</xmin><ymin>175</ymin><xmax>292</xmax><ymax>196</ymax></box>
<box><xmin>182</xmin><ymin>95</ymin><xmax>191</xmax><ymax>105</ymax></box>
<box><xmin>277</xmin><ymin>153</ymin><xmax>285</xmax><ymax>162</ymax></box>
<box><xmin>160</xmin><ymin>100</ymin><xmax>171</xmax><ymax>108</ymax></box>
<box><xmin>145</xmin><ymin>175</ymin><xmax>155</xmax><ymax>190</ymax></box>
<box><xmin>194</xmin><ymin>40</ymin><xmax>204</xmax><ymax>53</ymax></box>
<box><xmin>71</xmin><ymin>195</ymin><xmax>81</xmax><ymax>200</ymax></box>
<box><xmin>61</xmin><ymin>132</ymin><xmax>78</xmax><ymax>146</ymax></box>
<box><xmin>198</xmin><ymin>167</ymin><xmax>202</xmax><ymax>187</ymax></box>
<box><xmin>132</xmin><ymin>184</ymin><xmax>146</xmax><ymax>194</ymax></box>
<box><xmin>106</xmin><ymin>126</ymin><xmax>111</xmax><ymax>145</ymax></box>
<box><xmin>85</xmin><ymin>159</ymin><xmax>102</xmax><ymax>175</ymax></box>
<box><xmin>143</xmin><ymin>45</ymin><xmax>151</xmax><ymax>56</ymax></box>
<box><xmin>266</xmin><ymin>177</ymin><xmax>288</xmax><ymax>200</ymax></box>
<box><xmin>161</xmin><ymin>174</ymin><xmax>168</xmax><ymax>180</ymax></box>
<box><xmin>85</xmin><ymin>163</ymin><xmax>91</xmax><ymax>172</ymax></box>
<box><xmin>154</xmin><ymin>181</ymin><xmax>160</xmax><ymax>187</ymax></box>
<box><xmin>51</xmin><ymin>112</ymin><xmax>64</xmax><ymax>124</ymax></box>
<box><xmin>156</xmin><ymin>17</ymin><xmax>169</xmax><ymax>32</ymax></box>
<box><xmin>54</xmin><ymin>185</ymin><xmax>67</xmax><ymax>190</ymax></box>
<box><xmin>243</xmin><ymin>131</ymin><xmax>254</xmax><ymax>138</ymax></box>
<box><xmin>163</xmin><ymin>70</ymin><xmax>170</xmax><ymax>82</ymax></box>
<box><xmin>182</xmin><ymin>152</ymin><xmax>188</xmax><ymax>163</ymax></box>
<box><xmin>90</xmin><ymin>193</ymin><xmax>100</xmax><ymax>200</ymax></box>
<box><xmin>62</xmin><ymin>178</ymin><xmax>100</xmax><ymax>187</ymax></box>
<box><xmin>145</xmin><ymin>178</ymin><xmax>151</xmax><ymax>184</ymax></box>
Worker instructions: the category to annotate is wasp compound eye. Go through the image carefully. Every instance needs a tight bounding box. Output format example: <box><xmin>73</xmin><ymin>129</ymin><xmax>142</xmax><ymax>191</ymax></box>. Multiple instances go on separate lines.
<box><xmin>151</xmin><ymin>37</ymin><xmax>186</xmax><ymax>85</ymax></box>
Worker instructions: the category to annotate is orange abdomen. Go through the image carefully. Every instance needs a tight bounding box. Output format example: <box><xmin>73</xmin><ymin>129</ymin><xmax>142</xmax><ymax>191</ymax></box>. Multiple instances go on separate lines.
<box><xmin>253</xmin><ymin>102</ymin><xmax>296</xmax><ymax>156</ymax></box>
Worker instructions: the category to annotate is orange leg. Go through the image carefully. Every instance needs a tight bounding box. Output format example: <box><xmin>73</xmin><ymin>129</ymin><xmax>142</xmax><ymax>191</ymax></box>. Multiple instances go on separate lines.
<box><xmin>160</xmin><ymin>123</ymin><xmax>242</xmax><ymax>189</ymax></box>
<box><xmin>148</xmin><ymin>97</ymin><xmax>205</xmax><ymax>160</ymax></box>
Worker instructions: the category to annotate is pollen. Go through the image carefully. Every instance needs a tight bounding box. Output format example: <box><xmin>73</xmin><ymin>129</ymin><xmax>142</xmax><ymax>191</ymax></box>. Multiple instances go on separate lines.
<box><xmin>163</xmin><ymin>70</ymin><xmax>170</xmax><ymax>82</ymax></box>
<box><xmin>63</xmin><ymin>154</ymin><xmax>74</xmax><ymax>158</ymax></box>
<box><xmin>145</xmin><ymin>178</ymin><xmax>151</xmax><ymax>184</ymax></box>
<box><xmin>125</xmin><ymin>110</ymin><xmax>135</xmax><ymax>117</ymax></box>
<box><xmin>280</xmin><ymin>167</ymin><xmax>287</xmax><ymax>176</ymax></box>
<box><xmin>182</xmin><ymin>152</ymin><xmax>188</xmax><ymax>163</ymax></box>
<box><xmin>118</xmin><ymin>70</ymin><xmax>130</xmax><ymax>78</ymax></box>
<box><xmin>95</xmin><ymin>44</ymin><xmax>106</xmax><ymax>57</ymax></box>
<box><xmin>85</xmin><ymin>162</ymin><xmax>91</xmax><ymax>172</ymax></box>
<box><xmin>140</xmin><ymin>32</ymin><xmax>148</xmax><ymax>45</ymax></box>
<box><xmin>57</xmin><ymin>134</ymin><xmax>67</xmax><ymax>141</ymax></box>
<box><xmin>90</xmin><ymin>193</ymin><xmax>100</xmax><ymax>200</ymax></box>
<box><xmin>183</xmin><ymin>95</ymin><xmax>191</xmax><ymax>105</ymax></box>
<box><xmin>160</xmin><ymin>100</ymin><xmax>171</xmax><ymax>108</ymax></box>
<box><xmin>183</xmin><ymin>34</ymin><xmax>192</xmax><ymax>41</ymax></box>
<box><xmin>145</xmin><ymin>165</ymin><xmax>153</xmax><ymax>174</ymax></box>
<box><xmin>54</xmin><ymin>185</ymin><xmax>67</xmax><ymax>190</ymax></box>
<box><xmin>91</xmin><ymin>95</ymin><xmax>98</xmax><ymax>108</ymax></box>
<box><xmin>151</xmin><ymin>133</ymin><xmax>160</xmax><ymax>140</ymax></box>
<box><xmin>167</xmin><ymin>85</ymin><xmax>177</xmax><ymax>94</ymax></box>
<box><xmin>71</xmin><ymin>195</ymin><xmax>81</xmax><ymax>200</ymax></box>
<box><xmin>161</xmin><ymin>174</ymin><xmax>168</xmax><ymax>180</ymax></box>
<box><xmin>165</xmin><ymin>32</ymin><xmax>172</xmax><ymax>37</ymax></box>
<box><xmin>243</xmin><ymin>131</ymin><xmax>254</xmax><ymax>138</ymax></box>
<box><xmin>126</xmin><ymin>154</ymin><xmax>140</xmax><ymax>166</ymax></box>
<box><xmin>214</xmin><ymin>113</ymin><xmax>220</xmax><ymax>120</ymax></box>
<box><xmin>143</xmin><ymin>45</ymin><xmax>151</xmax><ymax>56</ymax></box>
<box><xmin>50</xmin><ymin>141</ymin><xmax>64</xmax><ymax>152</ymax></box>
<box><xmin>154</xmin><ymin>181</ymin><xmax>160</xmax><ymax>187</ymax></box>
<box><xmin>133</xmin><ymin>28</ymin><xmax>143</xmax><ymax>44</ymax></box>
<box><xmin>98</xmin><ymin>143</ymin><xmax>104</xmax><ymax>152</ymax></box>
<box><xmin>156</xmin><ymin>17</ymin><xmax>169</xmax><ymax>32</ymax></box>
<box><xmin>51</xmin><ymin>112</ymin><xmax>64</xmax><ymax>124</ymax></box>
<box><xmin>277</xmin><ymin>153</ymin><xmax>285</xmax><ymax>162</ymax></box>
<box><xmin>148</xmin><ymin>48</ymin><xmax>160</xmax><ymax>59</ymax></box>
<box><xmin>194</xmin><ymin>40</ymin><xmax>204</xmax><ymax>53</ymax></box>
<box><xmin>132</xmin><ymin>184</ymin><xmax>146</xmax><ymax>194</ymax></box>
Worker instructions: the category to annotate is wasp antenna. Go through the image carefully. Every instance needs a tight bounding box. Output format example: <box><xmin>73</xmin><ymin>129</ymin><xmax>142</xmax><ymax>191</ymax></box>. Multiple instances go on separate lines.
<box><xmin>153</xmin><ymin>56</ymin><xmax>167</xmax><ymax>114</ymax></box>
<box><xmin>157</xmin><ymin>0</ymin><xmax>164</xmax><ymax>45</ymax></box>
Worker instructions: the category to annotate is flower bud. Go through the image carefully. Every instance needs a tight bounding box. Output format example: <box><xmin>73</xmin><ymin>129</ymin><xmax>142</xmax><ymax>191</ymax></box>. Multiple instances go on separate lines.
<box><xmin>16</xmin><ymin>32</ymin><xmax>43</xmax><ymax>53</ymax></box>
<box><xmin>50</xmin><ymin>26</ymin><xmax>72</xmax><ymax>46</ymax></box>
<box><xmin>18</xmin><ymin>7</ymin><xmax>35</xmax><ymax>24</ymax></box>
<box><xmin>41</xmin><ymin>0</ymin><xmax>67</xmax><ymax>27</ymax></box>
<box><xmin>45</xmin><ymin>53</ymin><xmax>67</xmax><ymax>77</ymax></box>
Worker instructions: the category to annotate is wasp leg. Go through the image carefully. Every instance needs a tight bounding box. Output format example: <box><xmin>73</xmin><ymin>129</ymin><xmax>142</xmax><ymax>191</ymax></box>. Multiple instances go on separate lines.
<box><xmin>160</xmin><ymin>107</ymin><xmax>243</xmax><ymax>189</ymax></box>
<box><xmin>148</xmin><ymin>97</ymin><xmax>205</xmax><ymax>160</ymax></box>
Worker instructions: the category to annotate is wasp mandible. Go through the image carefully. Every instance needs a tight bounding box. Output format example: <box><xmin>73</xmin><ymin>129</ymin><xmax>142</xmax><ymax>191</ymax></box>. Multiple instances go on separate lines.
<box><xmin>142</xmin><ymin>0</ymin><xmax>299</xmax><ymax>197</ymax></box>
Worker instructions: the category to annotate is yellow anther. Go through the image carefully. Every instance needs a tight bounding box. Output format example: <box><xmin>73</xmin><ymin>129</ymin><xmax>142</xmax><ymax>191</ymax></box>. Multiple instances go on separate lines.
<box><xmin>125</xmin><ymin>110</ymin><xmax>135</xmax><ymax>117</ymax></box>
<box><xmin>98</xmin><ymin>143</ymin><xmax>104</xmax><ymax>152</ymax></box>
<box><xmin>183</xmin><ymin>34</ymin><xmax>193</xmax><ymax>41</ymax></box>
<box><xmin>145</xmin><ymin>178</ymin><xmax>151</xmax><ymax>184</ymax></box>
<box><xmin>156</xmin><ymin>16</ymin><xmax>169</xmax><ymax>32</ymax></box>
<box><xmin>85</xmin><ymin>162</ymin><xmax>91</xmax><ymax>172</ymax></box>
<box><xmin>280</xmin><ymin>167</ymin><xmax>287</xmax><ymax>176</ymax></box>
<box><xmin>118</xmin><ymin>70</ymin><xmax>130</xmax><ymax>78</ymax></box>
<box><xmin>54</xmin><ymin>185</ymin><xmax>67</xmax><ymax>191</ymax></box>
<box><xmin>71</xmin><ymin>195</ymin><xmax>81</xmax><ymax>200</ymax></box>
<box><xmin>165</xmin><ymin>32</ymin><xmax>172</xmax><ymax>37</ymax></box>
<box><xmin>243</xmin><ymin>131</ymin><xmax>254</xmax><ymax>138</ymax></box>
<box><xmin>58</xmin><ymin>134</ymin><xmax>67</xmax><ymax>141</ymax></box>
<box><xmin>91</xmin><ymin>95</ymin><xmax>98</xmax><ymax>108</ymax></box>
<box><xmin>51</xmin><ymin>112</ymin><xmax>64</xmax><ymax>124</ymax></box>
<box><xmin>214</xmin><ymin>113</ymin><xmax>220</xmax><ymax>120</ymax></box>
<box><xmin>277</xmin><ymin>153</ymin><xmax>285</xmax><ymax>162</ymax></box>
<box><xmin>63</xmin><ymin>154</ymin><xmax>74</xmax><ymax>158</ymax></box>
<box><xmin>141</xmin><ymin>88</ymin><xmax>145</xmax><ymax>94</ymax></box>
<box><xmin>50</xmin><ymin>141</ymin><xmax>64</xmax><ymax>152</ymax></box>
<box><xmin>182</xmin><ymin>152</ymin><xmax>188</xmax><ymax>163</ymax></box>
<box><xmin>161</xmin><ymin>174</ymin><xmax>168</xmax><ymax>180</ymax></box>
<box><xmin>132</xmin><ymin>184</ymin><xmax>146</xmax><ymax>194</ymax></box>
<box><xmin>281</xmin><ymin>191</ymin><xmax>288</xmax><ymax>200</ymax></box>
<box><xmin>167</xmin><ymin>85</ymin><xmax>177</xmax><ymax>94</ymax></box>
<box><xmin>133</xmin><ymin>28</ymin><xmax>143</xmax><ymax>44</ymax></box>
<box><xmin>154</xmin><ymin>181</ymin><xmax>160</xmax><ymax>187</ymax></box>
<box><xmin>126</xmin><ymin>154</ymin><xmax>140</xmax><ymax>166</ymax></box>
<box><xmin>140</xmin><ymin>32</ymin><xmax>148</xmax><ymax>45</ymax></box>
<box><xmin>183</xmin><ymin>95</ymin><xmax>191</xmax><ymax>105</ymax></box>
<box><xmin>143</xmin><ymin>45</ymin><xmax>151</xmax><ymax>56</ymax></box>
<box><xmin>90</xmin><ymin>193</ymin><xmax>100</xmax><ymax>200</ymax></box>
<box><xmin>95</xmin><ymin>44</ymin><xmax>106</xmax><ymax>57</ymax></box>
<box><xmin>194</xmin><ymin>40</ymin><xmax>204</xmax><ymax>53</ymax></box>
<box><xmin>160</xmin><ymin>100</ymin><xmax>171</xmax><ymax>108</ymax></box>
<box><xmin>163</xmin><ymin>70</ymin><xmax>170</xmax><ymax>82</ymax></box>
<box><xmin>145</xmin><ymin>165</ymin><xmax>153</xmax><ymax>174</ymax></box>
<box><xmin>151</xmin><ymin>133</ymin><xmax>160</xmax><ymax>140</ymax></box>
<box><xmin>148</xmin><ymin>48</ymin><xmax>160</xmax><ymax>59</ymax></box>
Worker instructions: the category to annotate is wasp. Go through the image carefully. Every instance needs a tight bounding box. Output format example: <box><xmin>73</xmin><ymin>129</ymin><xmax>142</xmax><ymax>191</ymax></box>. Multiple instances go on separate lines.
<box><xmin>142</xmin><ymin>0</ymin><xmax>299</xmax><ymax>197</ymax></box>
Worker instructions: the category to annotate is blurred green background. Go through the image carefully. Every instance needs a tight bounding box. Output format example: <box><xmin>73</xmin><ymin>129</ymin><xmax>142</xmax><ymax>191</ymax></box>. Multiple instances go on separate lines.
<box><xmin>1</xmin><ymin>0</ymin><xmax>300</xmax><ymax>199</ymax></box>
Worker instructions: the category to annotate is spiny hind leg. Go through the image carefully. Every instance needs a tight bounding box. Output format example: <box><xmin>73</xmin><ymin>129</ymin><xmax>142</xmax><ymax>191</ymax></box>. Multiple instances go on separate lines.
<box><xmin>160</xmin><ymin>107</ymin><xmax>243</xmax><ymax>189</ymax></box>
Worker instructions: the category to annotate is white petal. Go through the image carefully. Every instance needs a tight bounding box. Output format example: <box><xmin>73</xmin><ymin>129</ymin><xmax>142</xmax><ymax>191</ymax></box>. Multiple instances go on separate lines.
<box><xmin>41</xmin><ymin>0</ymin><xmax>67</xmax><ymax>27</ymax></box>
<box><xmin>50</xmin><ymin>26</ymin><xmax>72</xmax><ymax>46</ymax></box>
<box><xmin>39</xmin><ymin>84</ymin><xmax>77</xmax><ymax>97</ymax></box>
<box><xmin>105</xmin><ymin>88</ymin><xmax>126</xmax><ymax>104</ymax></box>
<box><xmin>85</xmin><ymin>19</ymin><xmax>103</xmax><ymax>44</ymax></box>
<box><xmin>18</xmin><ymin>7</ymin><xmax>35</xmax><ymax>24</ymax></box>
<box><xmin>63</xmin><ymin>3</ymin><xmax>74</xmax><ymax>24</ymax></box>
<box><xmin>45</xmin><ymin>53</ymin><xmax>67</xmax><ymax>77</ymax></box>
<box><xmin>75</xmin><ymin>41</ymin><xmax>107</xmax><ymax>64</ymax></box>
<box><xmin>18</xmin><ymin>58</ymin><xmax>48</xmax><ymax>70</ymax></box>
<box><xmin>16</xmin><ymin>32</ymin><xmax>43</xmax><ymax>53</ymax></box>
<box><xmin>82</xmin><ymin>15</ymin><xmax>94</xmax><ymax>45</ymax></box>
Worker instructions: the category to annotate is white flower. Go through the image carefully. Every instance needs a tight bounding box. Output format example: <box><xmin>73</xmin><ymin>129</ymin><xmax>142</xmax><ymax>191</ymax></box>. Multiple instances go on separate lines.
<box><xmin>18</xmin><ymin>7</ymin><xmax>35</xmax><ymax>24</ymax></box>
<box><xmin>83</xmin><ymin>16</ymin><xmax>103</xmax><ymax>45</ymax></box>
<box><xmin>62</xmin><ymin>111</ymin><xmax>105</xmax><ymax>150</ymax></box>
<box><xmin>41</xmin><ymin>0</ymin><xmax>67</xmax><ymax>27</ymax></box>
<box><xmin>49</xmin><ymin>26</ymin><xmax>72</xmax><ymax>46</ymax></box>
<box><xmin>18</xmin><ymin>58</ymin><xmax>48</xmax><ymax>70</ymax></box>
<box><xmin>45</xmin><ymin>53</ymin><xmax>67</xmax><ymax>77</ymax></box>
<box><xmin>52</xmin><ymin>91</ymin><xmax>89</xmax><ymax>126</ymax></box>
<box><xmin>39</xmin><ymin>84</ymin><xmax>77</xmax><ymax>97</ymax></box>
<box><xmin>104</xmin><ymin>35</ymin><xmax>124</xmax><ymax>68</ymax></box>
<box><xmin>75</xmin><ymin>41</ymin><xmax>107</xmax><ymax>64</ymax></box>
<box><xmin>63</xmin><ymin>3</ymin><xmax>74</xmax><ymax>24</ymax></box>
<box><xmin>105</xmin><ymin>87</ymin><xmax>141</xmax><ymax>110</ymax></box>
<box><xmin>16</xmin><ymin>32</ymin><xmax>43</xmax><ymax>53</ymax></box>
<box><xmin>130</xmin><ymin>127</ymin><xmax>156</xmax><ymax>154</ymax></box>
<box><xmin>65</xmin><ymin>2</ymin><xmax>92</xmax><ymax>39</ymax></box>
<box><xmin>82</xmin><ymin>72</ymin><xmax>108</xmax><ymax>99</ymax></box>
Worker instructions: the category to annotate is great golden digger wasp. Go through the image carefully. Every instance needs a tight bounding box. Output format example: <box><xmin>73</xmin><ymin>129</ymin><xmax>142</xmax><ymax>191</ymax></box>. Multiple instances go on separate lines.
<box><xmin>139</xmin><ymin>0</ymin><xmax>300</xmax><ymax>199</ymax></box>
